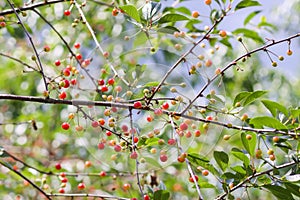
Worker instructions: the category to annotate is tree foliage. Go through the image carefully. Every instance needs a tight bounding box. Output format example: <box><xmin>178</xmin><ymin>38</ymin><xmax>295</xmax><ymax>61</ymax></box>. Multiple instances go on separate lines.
<box><xmin>0</xmin><ymin>0</ymin><xmax>299</xmax><ymax>199</ymax></box>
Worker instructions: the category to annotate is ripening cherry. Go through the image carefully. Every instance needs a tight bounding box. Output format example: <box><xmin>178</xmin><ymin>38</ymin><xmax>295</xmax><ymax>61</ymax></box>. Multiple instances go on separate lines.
<box><xmin>98</xmin><ymin>142</ymin><xmax>105</xmax><ymax>150</ymax></box>
<box><xmin>194</xmin><ymin>130</ymin><xmax>201</xmax><ymax>137</ymax></box>
<box><xmin>123</xmin><ymin>183</ymin><xmax>131</xmax><ymax>191</ymax></box>
<box><xmin>70</xmin><ymin>79</ymin><xmax>77</xmax><ymax>85</ymax></box>
<box><xmin>287</xmin><ymin>49</ymin><xmax>293</xmax><ymax>56</ymax></box>
<box><xmin>159</xmin><ymin>154</ymin><xmax>168</xmax><ymax>162</ymax></box>
<box><xmin>146</xmin><ymin>115</ymin><xmax>154</xmax><ymax>122</ymax></box>
<box><xmin>202</xmin><ymin>170</ymin><xmax>209</xmax><ymax>176</ymax></box>
<box><xmin>63</xmin><ymin>79</ymin><xmax>70</xmax><ymax>88</ymax></box>
<box><xmin>192</xmin><ymin>11</ymin><xmax>199</xmax><ymax>18</ymax></box>
<box><xmin>246</xmin><ymin>134</ymin><xmax>252</xmax><ymax>140</ymax></box>
<box><xmin>269</xmin><ymin>154</ymin><xmax>276</xmax><ymax>161</ymax></box>
<box><xmin>179</xmin><ymin>122</ymin><xmax>188</xmax><ymax>131</ymax></box>
<box><xmin>61</xmin><ymin>122</ymin><xmax>70</xmax><ymax>130</ymax></box>
<box><xmin>77</xmin><ymin>182</ymin><xmax>85</xmax><ymax>190</ymax></box>
<box><xmin>103</xmin><ymin>51</ymin><xmax>109</xmax><ymax>58</ymax></box>
<box><xmin>98</xmin><ymin>118</ymin><xmax>105</xmax><ymax>125</ymax></box>
<box><xmin>215</xmin><ymin>68</ymin><xmax>221</xmax><ymax>75</ymax></box>
<box><xmin>114</xmin><ymin>145</ymin><xmax>122</xmax><ymax>152</ymax></box>
<box><xmin>189</xmin><ymin>175</ymin><xmax>199</xmax><ymax>183</ymax></box>
<box><xmin>168</xmin><ymin>138</ymin><xmax>176</xmax><ymax>145</ymax></box>
<box><xmin>154</xmin><ymin>109</ymin><xmax>163</xmax><ymax>116</ymax></box>
<box><xmin>55</xmin><ymin>163</ymin><xmax>62</xmax><ymax>170</ymax></box>
<box><xmin>54</xmin><ymin>60</ymin><xmax>61</xmax><ymax>66</ymax></box>
<box><xmin>133</xmin><ymin>101</ymin><xmax>142</xmax><ymax>109</ymax></box>
<box><xmin>130</xmin><ymin>151</ymin><xmax>138</xmax><ymax>159</ymax></box>
<box><xmin>64</xmin><ymin>10</ymin><xmax>71</xmax><ymax>16</ymax></box>
<box><xmin>204</xmin><ymin>0</ymin><xmax>212</xmax><ymax>5</ymax></box>
<box><xmin>219</xmin><ymin>30</ymin><xmax>227</xmax><ymax>38</ymax></box>
<box><xmin>60</xmin><ymin>172</ymin><xmax>66</xmax><ymax>177</ymax></box>
<box><xmin>205</xmin><ymin>59</ymin><xmax>212</xmax><ymax>67</ymax></box>
<box><xmin>74</xmin><ymin>43</ymin><xmax>81</xmax><ymax>49</ymax></box>
<box><xmin>91</xmin><ymin>121</ymin><xmax>99</xmax><ymax>128</ymax></box>
<box><xmin>112</xmin><ymin>8</ymin><xmax>119</xmax><ymax>16</ymax></box>
<box><xmin>0</xmin><ymin>21</ymin><xmax>6</xmax><ymax>28</ymax></box>
<box><xmin>185</xmin><ymin>131</ymin><xmax>192</xmax><ymax>138</ymax></box>
<box><xmin>63</xmin><ymin>68</ymin><xmax>71</xmax><ymax>76</ymax></box>
<box><xmin>272</xmin><ymin>136</ymin><xmax>279</xmax><ymax>143</ymax></box>
<box><xmin>43</xmin><ymin>45</ymin><xmax>51</xmax><ymax>52</ymax></box>
<box><xmin>241</xmin><ymin>113</ymin><xmax>248</xmax><ymax>121</ymax></box>
<box><xmin>85</xmin><ymin>161</ymin><xmax>92</xmax><ymax>168</ymax></box>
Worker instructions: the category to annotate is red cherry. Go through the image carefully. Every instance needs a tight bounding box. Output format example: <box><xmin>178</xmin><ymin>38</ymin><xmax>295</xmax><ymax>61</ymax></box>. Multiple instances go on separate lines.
<box><xmin>76</xmin><ymin>53</ymin><xmax>82</xmax><ymax>60</ymax></box>
<box><xmin>58</xmin><ymin>188</ymin><xmax>65</xmax><ymax>193</ymax></box>
<box><xmin>123</xmin><ymin>183</ymin><xmax>131</xmax><ymax>190</ymax></box>
<box><xmin>54</xmin><ymin>60</ymin><xmax>61</xmax><ymax>66</ymax></box>
<box><xmin>63</xmin><ymin>68</ymin><xmax>71</xmax><ymax>76</ymax></box>
<box><xmin>206</xmin><ymin>116</ymin><xmax>213</xmax><ymax>121</ymax></box>
<box><xmin>114</xmin><ymin>145</ymin><xmax>121</xmax><ymax>152</ymax></box>
<box><xmin>77</xmin><ymin>182</ymin><xmax>85</xmax><ymax>190</ymax></box>
<box><xmin>179</xmin><ymin>122</ymin><xmax>188</xmax><ymax>131</ymax></box>
<box><xmin>0</xmin><ymin>21</ymin><xmax>6</xmax><ymax>28</ymax></box>
<box><xmin>98</xmin><ymin>79</ymin><xmax>105</xmax><ymax>86</ymax></box>
<box><xmin>60</xmin><ymin>172</ymin><xmax>66</xmax><ymax>177</ymax></box>
<box><xmin>189</xmin><ymin>175</ymin><xmax>199</xmax><ymax>183</ymax></box>
<box><xmin>167</xmin><ymin>138</ymin><xmax>176</xmax><ymax>145</ymax></box>
<box><xmin>130</xmin><ymin>151</ymin><xmax>138</xmax><ymax>159</ymax></box>
<box><xmin>112</xmin><ymin>8</ymin><xmax>119</xmax><ymax>16</ymax></box>
<box><xmin>107</xmin><ymin>78</ymin><xmax>115</xmax><ymax>85</ymax></box>
<box><xmin>64</xmin><ymin>10</ymin><xmax>71</xmax><ymax>16</ymax></box>
<box><xmin>61</xmin><ymin>177</ymin><xmax>68</xmax><ymax>183</ymax></box>
<box><xmin>101</xmin><ymin>85</ymin><xmax>108</xmax><ymax>92</ymax></box>
<box><xmin>70</xmin><ymin>79</ymin><xmax>77</xmax><ymax>85</ymax></box>
<box><xmin>202</xmin><ymin>170</ymin><xmax>209</xmax><ymax>176</ymax></box>
<box><xmin>121</xmin><ymin>125</ymin><xmax>128</xmax><ymax>132</ymax></box>
<box><xmin>154</xmin><ymin>108</ymin><xmax>163</xmax><ymax>116</ymax></box>
<box><xmin>43</xmin><ymin>45</ymin><xmax>51</xmax><ymax>52</ymax></box>
<box><xmin>103</xmin><ymin>51</ymin><xmax>109</xmax><ymax>58</ymax></box>
<box><xmin>98</xmin><ymin>142</ymin><xmax>105</xmax><ymax>150</ymax></box>
<box><xmin>99</xmin><ymin>171</ymin><xmax>106</xmax><ymax>177</ymax></box>
<box><xmin>106</xmin><ymin>131</ymin><xmax>112</xmax><ymax>136</ymax></box>
<box><xmin>91</xmin><ymin>121</ymin><xmax>99</xmax><ymax>128</ymax></box>
<box><xmin>161</xmin><ymin>102</ymin><xmax>169</xmax><ymax>110</ymax></box>
<box><xmin>85</xmin><ymin>161</ymin><xmax>92</xmax><ymax>168</ymax></box>
<box><xmin>133</xmin><ymin>136</ymin><xmax>139</xmax><ymax>143</ymax></box>
<box><xmin>59</xmin><ymin>91</ymin><xmax>67</xmax><ymax>99</ymax></box>
<box><xmin>146</xmin><ymin>115</ymin><xmax>153</xmax><ymax>122</ymax></box>
<box><xmin>133</xmin><ymin>101</ymin><xmax>142</xmax><ymax>109</ymax></box>
<box><xmin>143</xmin><ymin>194</ymin><xmax>150</xmax><ymax>200</ymax></box>
<box><xmin>74</xmin><ymin>43</ymin><xmax>81</xmax><ymax>49</ymax></box>
<box><xmin>194</xmin><ymin>130</ymin><xmax>201</xmax><ymax>137</ymax></box>
<box><xmin>63</xmin><ymin>79</ymin><xmax>70</xmax><ymax>88</ymax></box>
<box><xmin>61</xmin><ymin>122</ymin><xmax>70</xmax><ymax>130</ymax></box>
<box><xmin>159</xmin><ymin>154</ymin><xmax>168</xmax><ymax>162</ymax></box>
<box><xmin>98</xmin><ymin>118</ymin><xmax>105</xmax><ymax>125</ymax></box>
<box><xmin>55</xmin><ymin>163</ymin><xmax>62</xmax><ymax>170</ymax></box>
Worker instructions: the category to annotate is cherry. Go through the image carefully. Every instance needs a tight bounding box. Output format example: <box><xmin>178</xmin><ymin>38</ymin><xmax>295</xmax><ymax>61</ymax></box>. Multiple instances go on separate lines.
<box><xmin>43</xmin><ymin>45</ymin><xmax>51</xmax><ymax>52</ymax></box>
<box><xmin>103</xmin><ymin>51</ymin><xmax>109</xmax><ymax>58</ymax></box>
<box><xmin>0</xmin><ymin>21</ymin><xmax>6</xmax><ymax>28</ymax></box>
<box><xmin>267</xmin><ymin>149</ymin><xmax>274</xmax><ymax>155</ymax></box>
<box><xmin>189</xmin><ymin>175</ymin><xmax>199</xmax><ymax>183</ymax></box>
<box><xmin>130</xmin><ymin>151</ymin><xmax>138</xmax><ymax>159</ymax></box>
<box><xmin>133</xmin><ymin>136</ymin><xmax>139</xmax><ymax>143</ymax></box>
<box><xmin>76</xmin><ymin>53</ymin><xmax>82</xmax><ymax>60</ymax></box>
<box><xmin>246</xmin><ymin>134</ymin><xmax>252</xmax><ymax>140</ymax></box>
<box><xmin>98</xmin><ymin>142</ymin><xmax>105</xmax><ymax>150</ymax></box>
<box><xmin>61</xmin><ymin>122</ymin><xmax>70</xmax><ymax>130</ymax></box>
<box><xmin>159</xmin><ymin>154</ymin><xmax>168</xmax><ymax>162</ymax></box>
<box><xmin>55</xmin><ymin>163</ymin><xmax>62</xmax><ymax>170</ymax></box>
<box><xmin>106</xmin><ymin>131</ymin><xmax>112</xmax><ymax>136</ymax></box>
<box><xmin>114</xmin><ymin>145</ymin><xmax>122</xmax><ymax>152</ymax></box>
<box><xmin>269</xmin><ymin>154</ymin><xmax>276</xmax><ymax>161</ymax></box>
<box><xmin>215</xmin><ymin>68</ymin><xmax>221</xmax><ymax>75</ymax></box>
<box><xmin>101</xmin><ymin>85</ymin><xmax>109</xmax><ymax>92</ymax></box>
<box><xmin>70</xmin><ymin>79</ymin><xmax>77</xmax><ymax>85</ymax></box>
<box><xmin>204</xmin><ymin>0</ymin><xmax>212</xmax><ymax>5</ymax></box>
<box><xmin>179</xmin><ymin>122</ymin><xmax>188</xmax><ymax>131</ymax></box>
<box><xmin>60</xmin><ymin>172</ymin><xmax>66</xmax><ymax>177</ymax></box>
<box><xmin>240</xmin><ymin>114</ymin><xmax>248</xmax><ymax>121</ymax></box>
<box><xmin>146</xmin><ymin>115</ymin><xmax>154</xmax><ymax>122</ymax></box>
<box><xmin>58</xmin><ymin>188</ymin><xmax>65</xmax><ymax>193</ymax></box>
<box><xmin>168</xmin><ymin>138</ymin><xmax>176</xmax><ymax>145</ymax></box>
<box><xmin>143</xmin><ymin>194</ymin><xmax>150</xmax><ymax>200</ymax></box>
<box><xmin>272</xmin><ymin>136</ymin><xmax>279</xmax><ymax>143</ymax></box>
<box><xmin>219</xmin><ymin>30</ymin><xmax>227</xmax><ymax>38</ymax></box>
<box><xmin>62</xmin><ymin>79</ymin><xmax>70</xmax><ymax>88</ymax></box>
<box><xmin>54</xmin><ymin>60</ymin><xmax>61</xmax><ymax>66</ymax></box>
<box><xmin>192</xmin><ymin>11</ymin><xmax>200</xmax><ymax>18</ymax></box>
<box><xmin>85</xmin><ymin>161</ymin><xmax>92</xmax><ymax>168</ymax></box>
<box><xmin>205</xmin><ymin>59</ymin><xmax>212</xmax><ymax>67</ymax></box>
<box><xmin>194</xmin><ymin>130</ymin><xmax>201</xmax><ymax>137</ymax></box>
<box><xmin>287</xmin><ymin>49</ymin><xmax>293</xmax><ymax>56</ymax></box>
<box><xmin>123</xmin><ymin>183</ymin><xmax>131</xmax><ymax>191</ymax></box>
<box><xmin>112</xmin><ymin>8</ymin><xmax>119</xmax><ymax>16</ymax></box>
<box><xmin>91</xmin><ymin>121</ymin><xmax>99</xmax><ymax>128</ymax></box>
<box><xmin>107</xmin><ymin>78</ymin><xmax>115</xmax><ymax>85</ymax></box>
<box><xmin>202</xmin><ymin>170</ymin><xmax>209</xmax><ymax>176</ymax></box>
<box><xmin>99</xmin><ymin>171</ymin><xmax>106</xmax><ymax>177</ymax></box>
<box><xmin>64</xmin><ymin>10</ymin><xmax>71</xmax><ymax>16</ymax></box>
<box><xmin>98</xmin><ymin>118</ymin><xmax>105</xmax><ymax>125</ymax></box>
<box><xmin>223</xmin><ymin>135</ymin><xmax>231</xmax><ymax>141</ymax></box>
<box><xmin>255</xmin><ymin>149</ymin><xmax>262</xmax><ymax>159</ymax></box>
<box><xmin>185</xmin><ymin>131</ymin><xmax>192</xmax><ymax>138</ymax></box>
<box><xmin>63</xmin><ymin>68</ymin><xmax>71</xmax><ymax>77</ymax></box>
<box><xmin>61</xmin><ymin>177</ymin><xmax>68</xmax><ymax>183</ymax></box>
<box><xmin>97</xmin><ymin>79</ymin><xmax>105</xmax><ymax>86</ymax></box>
<box><xmin>206</xmin><ymin>116</ymin><xmax>213</xmax><ymax>121</ymax></box>
<box><xmin>59</xmin><ymin>91</ymin><xmax>67</xmax><ymax>100</ymax></box>
<box><xmin>133</xmin><ymin>101</ymin><xmax>142</xmax><ymax>109</ymax></box>
<box><xmin>161</xmin><ymin>102</ymin><xmax>169</xmax><ymax>110</ymax></box>
<box><xmin>77</xmin><ymin>182</ymin><xmax>85</xmax><ymax>190</ymax></box>
<box><xmin>75</xmin><ymin>125</ymin><xmax>83</xmax><ymax>131</ymax></box>
<box><xmin>74</xmin><ymin>43</ymin><xmax>81</xmax><ymax>49</ymax></box>
<box><xmin>154</xmin><ymin>108</ymin><xmax>163</xmax><ymax>116</ymax></box>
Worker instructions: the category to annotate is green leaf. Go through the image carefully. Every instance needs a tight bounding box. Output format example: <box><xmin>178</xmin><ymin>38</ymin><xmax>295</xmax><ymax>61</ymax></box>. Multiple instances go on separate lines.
<box><xmin>263</xmin><ymin>185</ymin><xmax>294</xmax><ymax>200</ymax></box>
<box><xmin>120</xmin><ymin>5</ymin><xmax>141</xmax><ymax>23</ymax></box>
<box><xmin>284</xmin><ymin>183</ymin><xmax>300</xmax><ymax>197</ymax></box>
<box><xmin>157</xmin><ymin>13</ymin><xmax>189</xmax><ymax>24</ymax></box>
<box><xmin>157</xmin><ymin>26</ymin><xmax>180</xmax><ymax>34</ymax></box>
<box><xmin>198</xmin><ymin>182</ymin><xmax>216</xmax><ymax>188</ymax></box>
<box><xmin>235</xmin><ymin>0</ymin><xmax>261</xmax><ymax>11</ymax></box>
<box><xmin>231</xmin><ymin>147</ymin><xmax>250</xmax><ymax>166</ymax></box>
<box><xmin>153</xmin><ymin>190</ymin><xmax>170</xmax><ymax>200</ymax></box>
<box><xmin>145</xmin><ymin>138</ymin><xmax>159</xmax><ymax>146</ymax></box>
<box><xmin>213</xmin><ymin>151</ymin><xmax>229</xmax><ymax>171</ymax></box>
<box><xmin>241</xmin><ymin>132</ymin><xmax>256</xmax><ymax>156</ymax></box>
<box><xmin>233</xmin><ymin>91</ymin><xmax>267</xmax><ymax>107</ymax></box>
<box><xmin>249</xmin><ymin>116</ymin><xmax>287</xmax><ymax>130</ymax></box>
<box><xmin>290</xmin><ymin>108</ymin><xmax>300</xmax><ymax>118</ymax></box>
<box><xmin>143</xmin><ymin>81</ymin><xmax>159</xmax><ymax>87</ymax></box>
<box><xmin>231</xmin><ymin>165</ymin><xmax>246</xmax><ymax>175</ymax></box>
<box><xmin>261</xmin><ymin>100</ymin><xmax>288</xmax><ymax>117</ymax></box>
<box><xmin>243</xmin><ymin>91</ymin><xmax>267</xmax><ymax>106</ymax></box>
<box><xmin>244</xmin><ymin>10</ymin><xmax>261</xmax><ymax>26</ymax></box>
<box><xmin>232</xmin><ymin>28</ymin><xmax>264</xmax><ymax>43</ymax></box>
<box><xmin>188</xmin><ymin>153</ymin><xmax>220</xmax><ymax>176</ymax></box>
